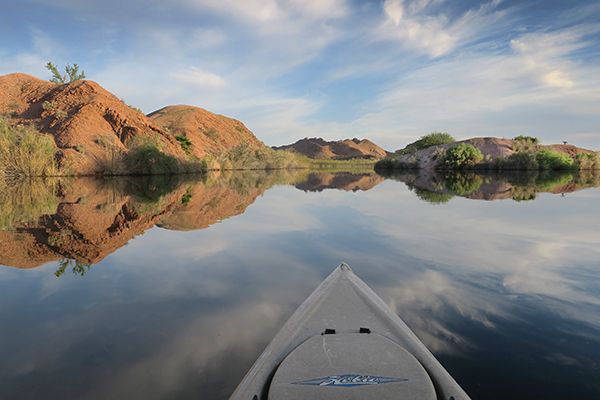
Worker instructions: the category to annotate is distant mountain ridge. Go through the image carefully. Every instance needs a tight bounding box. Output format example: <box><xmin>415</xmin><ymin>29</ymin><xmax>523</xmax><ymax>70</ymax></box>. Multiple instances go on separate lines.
<box><xmin>274</xmin><ymin>137</ymin><xmax>392</xmax><ymax>160</ymax></box>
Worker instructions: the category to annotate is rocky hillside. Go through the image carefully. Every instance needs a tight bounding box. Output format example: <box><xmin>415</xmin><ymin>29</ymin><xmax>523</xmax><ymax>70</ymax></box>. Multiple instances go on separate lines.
<box><xmin>392</xmin><ymin>137</ymin><xmax>594</xmax><ymax>170</ymax></box>
<box><xmin>0</xmin><ymin>73</ymin><xmax>271</xmax><ymax>175</ymax></box>
<box><xmin>0</xmin><ymin>73</ymin><xmax>185</xmax><ymax>175</ymax></box>
<box><xmin>148</xmin><ymin>105</ymin><xmax>264</xmax><ymax>159</ymax></box>
<box><xmin>274</xmin><ymin>137</ymin><xmax>391</xmax><ymax>160</ymax></box>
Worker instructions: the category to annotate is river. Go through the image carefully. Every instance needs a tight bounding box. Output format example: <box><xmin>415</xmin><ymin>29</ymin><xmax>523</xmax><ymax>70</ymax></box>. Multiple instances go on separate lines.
<box><xmin>0</xmin><ymin>169</ymin><xmax>599</xmax><ymax>399</ymax></box>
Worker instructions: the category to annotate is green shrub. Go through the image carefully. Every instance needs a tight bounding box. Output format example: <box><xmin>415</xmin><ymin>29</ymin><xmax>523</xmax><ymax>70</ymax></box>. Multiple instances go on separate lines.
<box><xmin>415</xmin><ymin>132</ymin><xmax>455</xmax><ymax>149</ymax></box>
<box><xmin>438</xmin><ymin>143</ymin><xmax>483</xmax><ymax>170</ymax></box>
<box><xmin>535</xmin><ymin>149</ymin><xmax>577</xmax><ymax>171</ymax></box>
<box><xmin>175</xmin><ymin>135</ymin><xmax>193</xmax><ymax>154</ymax></box>
<box><xmin>396</xmin><ymin>131</ymin><xmax>455</xmax><ymax>155</ymax></box>
<box><xmin>512</xmin><ymin>138</ymin><xmax>538</xmax><ymax>153</ymax></box>
<box><xmin>42</xmin><ymin>101</ymin><xmax>57</xmax><ymax>111</ymax></box>
<box><xmin>574</xmin><ymin>152</ymin><xmax>600</xmax><ymax>170</ymax></box>
<box><xmin>54</xmin><ymin>109</ymin><xmax>68</xmax><ymax>120</ymax></box>
<box><xmin>514</xmin><ymin>135</ymin><xmax>539</xmax><ymax>144</ymax></box>
<box><xmin>204</xmin><ymin>128</ymin><xmax>219</xmax><ymax>141</ymax></box>
<box><xmin>45</xmin><ymin>62</ymin><xmax>86</xmax><ymax>84</ymax></box>
<box><xmin>0</xmin><ymin>116</ymin><xmax>58</xmax><ymax>177</ymax></box>
<box><xmin>502</xmin><ymin>152</ymin><xmax>539</xmax><ymax>170</ymax></box>
<box><xmin>126</xmin><ymin>144</ymin><xmax>181</xmax><ymax>175</ymax></box>
<box><xmin>75</xmin><ymin>143</ymin><xmax>87</xmax><ymax>154</ymax></box>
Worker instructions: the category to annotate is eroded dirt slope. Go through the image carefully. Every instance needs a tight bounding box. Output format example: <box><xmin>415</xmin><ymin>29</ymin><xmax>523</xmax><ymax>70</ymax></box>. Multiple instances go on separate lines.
<box><xmin>148</xmin><ymin>105</ymin><xmax>264</xmax><ymax>159</ymax></box>
<box><xmin>0</xmin><ymin>73</ymin><xmax>186</xmax><ymax>175</ymax></box>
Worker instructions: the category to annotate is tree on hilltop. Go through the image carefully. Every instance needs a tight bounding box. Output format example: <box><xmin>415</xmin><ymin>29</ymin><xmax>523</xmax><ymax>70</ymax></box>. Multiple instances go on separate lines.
<box><xmin>45</xmin><ymin>62</ymin><xmax>86</xmax><ymax>84</ymax></box>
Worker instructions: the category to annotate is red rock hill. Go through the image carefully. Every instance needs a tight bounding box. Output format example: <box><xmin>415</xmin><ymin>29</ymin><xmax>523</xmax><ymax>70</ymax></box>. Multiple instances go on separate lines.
<box><xmin>0</xmin><ymin>73</ymin><xmax>185</xmax><ymax>175</ymax></box>
<box><xmin>147</xmin><ymin>105</ymin><xmax>264</xmax><ymax>159</ymax></box>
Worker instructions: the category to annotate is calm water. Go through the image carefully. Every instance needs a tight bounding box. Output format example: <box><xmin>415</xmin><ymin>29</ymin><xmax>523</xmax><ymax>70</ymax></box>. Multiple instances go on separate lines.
<box><xmin>0</xmin><ymin>170</ymin><xmax>599</xmax><ymax>400</ymax></box>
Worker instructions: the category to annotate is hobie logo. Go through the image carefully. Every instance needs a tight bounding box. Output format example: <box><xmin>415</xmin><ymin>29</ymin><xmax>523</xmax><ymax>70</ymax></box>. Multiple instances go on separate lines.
<box><xmin>293</xmin><ymin>374</ymin><xmax>406</xmax><ymax>387</ymax></box>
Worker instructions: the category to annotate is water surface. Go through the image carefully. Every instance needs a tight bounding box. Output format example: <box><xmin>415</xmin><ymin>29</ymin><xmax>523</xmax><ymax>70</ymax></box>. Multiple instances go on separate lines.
<box><xmin>0</xmin><ymin>170</ymin><xmax>599</xmax><ymax>399</ymax></box>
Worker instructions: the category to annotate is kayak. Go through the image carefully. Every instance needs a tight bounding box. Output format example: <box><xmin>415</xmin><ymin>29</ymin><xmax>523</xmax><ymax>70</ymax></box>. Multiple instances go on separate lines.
<box><xmin>230</xmin><ymin>263</ymin><xmax>471</xmax><ymax>400</ymax></box>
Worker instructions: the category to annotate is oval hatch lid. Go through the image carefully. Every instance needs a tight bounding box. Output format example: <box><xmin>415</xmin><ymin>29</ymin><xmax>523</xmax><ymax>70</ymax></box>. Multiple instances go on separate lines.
<box><xmin>268</xmin><ymin>333</ymin><xmax>436</xmax><ymax>400</ymax></box>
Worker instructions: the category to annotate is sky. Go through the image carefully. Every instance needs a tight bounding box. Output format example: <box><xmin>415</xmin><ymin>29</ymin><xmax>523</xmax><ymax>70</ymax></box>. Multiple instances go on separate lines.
<box><xmin>1</xmin><ymin>0</ymin><xmax>599</xmax><ymax>150</ymax></box>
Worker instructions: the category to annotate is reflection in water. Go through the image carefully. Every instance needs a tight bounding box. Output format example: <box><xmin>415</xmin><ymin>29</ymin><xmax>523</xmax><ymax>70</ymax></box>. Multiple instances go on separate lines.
<box><xmin>54</xmin><ymin>258</ymin><xmax>91</xmax><ymax>277</ymax></box>
<box><xmin>1</xmin><ymin>170</ymin><xmax>600</xmax><ymax>399</ymax></box>
<box><xmin>295</xmin><ymin>171</ymin><xmax>384</xmax><ymax>192</ymax></box>
<box><xmin>0</xmin><ymin>170</ymin><xmax>304</xmax><ymax>269</ymax></box>
<box><xmin>380</xmin><ymin>169</ymin><xmax>600</xmax><ymax>203</ymax></box>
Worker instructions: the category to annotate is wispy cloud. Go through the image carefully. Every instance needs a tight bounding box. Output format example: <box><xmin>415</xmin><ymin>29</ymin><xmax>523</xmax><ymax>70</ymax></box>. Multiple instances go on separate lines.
<box><xmin>170</xmin><ymin>67</ymin><xmax>226</xmax><ymax>89</ymax></box>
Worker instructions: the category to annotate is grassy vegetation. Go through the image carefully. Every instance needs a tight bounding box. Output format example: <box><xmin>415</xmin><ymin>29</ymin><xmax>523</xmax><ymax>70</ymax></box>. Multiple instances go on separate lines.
<box><xmin>219</xmin><ymin>146</ymin><xmax>306</xmax><ymax>170</ymax></box>
<box><xmin>293</xmin><ymin>153</ymin><xmax>377</xmax><ymax>172</ymax></box>
<box><xmin>395</xmin><ymin>131</ymin><xmax>455</xmax><ymax>156</ymax></box>
<box><xmin>0</xmin><ymin>177</ymin><xmax>60</xmax><ymax>230</ymax></box>
<box><xmin>0</xmin><ymin>115</ymin><xmax>60</xmax><ymax>177</ymax></box>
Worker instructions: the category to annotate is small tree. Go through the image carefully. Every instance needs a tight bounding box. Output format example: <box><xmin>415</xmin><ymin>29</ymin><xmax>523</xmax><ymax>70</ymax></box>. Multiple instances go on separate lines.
<box><xmin>45</xmin><ymin>62</ymin><xmax>86</xmax><ymax>84</ymax></box>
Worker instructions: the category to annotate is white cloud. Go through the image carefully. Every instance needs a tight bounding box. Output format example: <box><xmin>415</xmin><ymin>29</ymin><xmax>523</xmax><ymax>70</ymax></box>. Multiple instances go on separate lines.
<box><xmin>380</xmin><ymin>0</ymin><xmax>455</xmax><ymax>57</ymax></box>
<box><xmin>378</xmin><ymin>0</ymin><xmax>506</xmax><ymax>58</ymax></box>
<box><xmin>170</xmin><ymin>67</ymin><xmax>226</xmax><ymax>89</ymax></box>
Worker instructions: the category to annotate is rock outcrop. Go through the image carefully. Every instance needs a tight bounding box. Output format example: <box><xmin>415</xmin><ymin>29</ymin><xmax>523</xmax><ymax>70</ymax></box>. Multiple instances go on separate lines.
<box><xmin>274</xmin><ymin>137</ymin><xmax>391</xmax><ymax>160</ymax></box>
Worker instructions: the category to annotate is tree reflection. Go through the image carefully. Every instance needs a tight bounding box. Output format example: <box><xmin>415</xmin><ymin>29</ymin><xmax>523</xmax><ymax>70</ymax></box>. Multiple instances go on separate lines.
<box><xmin>378</xmin><ymin>169</ymin><xmax>600</xmax><ymax>204</ymax></box>
<box><xmin>54</xmin><ymin>258</ymin><xmax>91</xmax><ymax>277</ymax></box>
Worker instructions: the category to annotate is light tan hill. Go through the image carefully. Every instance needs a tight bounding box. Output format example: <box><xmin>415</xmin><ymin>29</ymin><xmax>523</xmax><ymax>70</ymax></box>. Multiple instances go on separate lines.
<box><xmin>147</xmin><ymin>105</ymin><xmax>264</xmax><ymax>159</ymax></box>
<box><xmin>0</xmin><ymin>73</ymin><xmax>186</xmax><ymax>175</ymax></box>
<box><xmin>393</xmin><ymin>137</ymin><xmax>594</xmax><ymax>170</ymax></box>
<box><xmin>274</xmin><ymin>137</ymin><xmax>391</xmax><ymax>160</ymax></box>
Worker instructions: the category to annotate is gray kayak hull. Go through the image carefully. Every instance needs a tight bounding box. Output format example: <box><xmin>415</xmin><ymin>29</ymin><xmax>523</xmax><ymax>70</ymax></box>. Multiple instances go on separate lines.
<box><xmin>230</xmin><ymin>263</ymin><xmax>470</xmax><ymax>400</ymax></box>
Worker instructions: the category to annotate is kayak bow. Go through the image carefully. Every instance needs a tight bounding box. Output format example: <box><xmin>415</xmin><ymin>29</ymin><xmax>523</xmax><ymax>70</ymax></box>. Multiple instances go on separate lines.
<box><xmin>230</xmin><ymin>263</ymin><xmax>470</xmax><ymax>400</ymax></box>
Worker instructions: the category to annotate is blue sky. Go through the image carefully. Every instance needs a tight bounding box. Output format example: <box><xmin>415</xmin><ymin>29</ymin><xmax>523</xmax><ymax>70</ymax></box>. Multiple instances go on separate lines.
<box><xmin>1</xmin><ymin>0</ymin><xmax>599</xmax><ymax>150</ymax></box>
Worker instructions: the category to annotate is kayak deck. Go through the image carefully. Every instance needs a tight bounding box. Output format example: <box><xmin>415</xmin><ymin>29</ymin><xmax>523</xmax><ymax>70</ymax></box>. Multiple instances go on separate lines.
<box><xmin>230</xmin><ymin>263</ymin><xmax>470</xmax><ymax>400</ymax></box>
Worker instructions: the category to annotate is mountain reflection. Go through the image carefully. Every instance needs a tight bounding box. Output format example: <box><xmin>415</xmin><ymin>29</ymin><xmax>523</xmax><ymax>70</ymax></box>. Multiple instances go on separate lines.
<box><xmin>1</xmin><ymin>168</ymin><xmax>599</xmax><ymax>271</ymax></box>
<box><xmin>0</xmin><ymin>170</ymin><xmax>303</xmax><ymax>270</ymax></box>
<box><xmin>380</xmin><ymin>169</ymin><xmax>600</xmax><ymax>203</ymax></box>
<box><xmin>295</xmin><ymin>171</ymin><xmax>384</xmax><ymax>192</ymax></box>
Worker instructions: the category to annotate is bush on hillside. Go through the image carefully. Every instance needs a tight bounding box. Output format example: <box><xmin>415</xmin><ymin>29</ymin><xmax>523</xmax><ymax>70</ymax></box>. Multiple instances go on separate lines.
<box><xmin>396</xmin><ymin>131</ymin><xmax>455</xmax><ymax>155</ymax></box>
<box><xmin>437</xmin><ymin>143</ymin><xmax>483</xmax><ymax>170</ymax></box>
<box><xmin>535</xmin><ymin>149</ymin><xmax>576</xmax><ymax>171</ymax></box>
<box><xmin>126</xmin><ymin>144</ymin><xmax>181</xmax><ymax>175</ymax></box>
<box><xmin>574</xmin><ymin>152</ymin><xmax>600</xmax><ymax>170</ymax></box>
<box><xmin>0</xmin><ymin>116</ymin><xmax>58</xmax><ymax>177</ymax></box>
<box><xmin>513</xmin><ymin>135</ymin><xmax>539</xmax><ymax>144</ymax></box>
